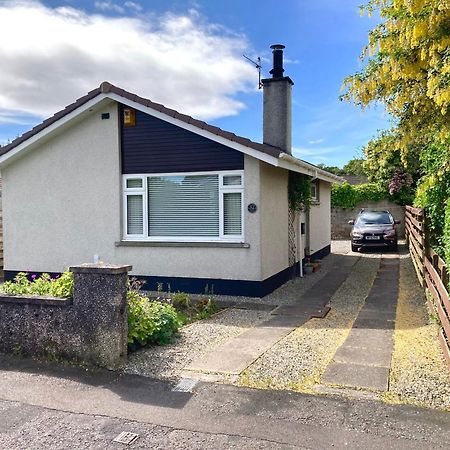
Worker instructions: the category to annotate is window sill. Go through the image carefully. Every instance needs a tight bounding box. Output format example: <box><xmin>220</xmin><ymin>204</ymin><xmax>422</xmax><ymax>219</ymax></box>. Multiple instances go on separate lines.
<box><xmin>115</xmin><ymin>241</ymin><xmax>250</xmax><ymax>248</ymax></box>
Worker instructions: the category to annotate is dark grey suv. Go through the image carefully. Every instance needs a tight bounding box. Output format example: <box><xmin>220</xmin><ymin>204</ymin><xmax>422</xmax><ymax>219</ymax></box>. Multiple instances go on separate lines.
<box><xmin>349</xmin><ymin>210</ymin><xmax>400</xmax><ymax>252</ymax></box>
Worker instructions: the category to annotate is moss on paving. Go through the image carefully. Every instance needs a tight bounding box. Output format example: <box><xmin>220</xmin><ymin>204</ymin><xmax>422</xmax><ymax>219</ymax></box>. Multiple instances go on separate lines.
<box><xmin>387</xmin><ymin>256</ymin><xmax>450</xmax><ymax>411</ymax></box>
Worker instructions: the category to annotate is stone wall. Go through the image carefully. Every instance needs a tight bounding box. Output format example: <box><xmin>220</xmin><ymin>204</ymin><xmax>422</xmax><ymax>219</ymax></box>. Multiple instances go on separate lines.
<box><xmin>331</xmin><ymin>200</ymin><xmax>405</xmax><ymax>240</ymax></box>
<box><xmin>0</xmin><ymin>263</ymin><xmax>131</xmax><ymax>369</ymax></box>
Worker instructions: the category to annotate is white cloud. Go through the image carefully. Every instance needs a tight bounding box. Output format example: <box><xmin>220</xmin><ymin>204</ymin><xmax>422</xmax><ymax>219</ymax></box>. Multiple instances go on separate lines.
<box><xmin>307</xmin><ymin>138</ymin><xmax>324</xmax><ymax>145</ymax></box>
<box><xmin>0</xmin><ymin>109</ymin><xmax>38</xmax><ymax>126</ymax></box>
<box><xmin>292</xmin><ymin>144</ymin><xmax>348</xmax><ymax>165</ymax></box>
<box><xmin>124</xmin><ymin>1</ymin><xmax>142</xmax><ymax>12</ymax></box>
<box><xmin>0</xmin><ymin>1</ymin><xmax>255</xmax><ymax>122</ymax></box>
<box><xmin>94</xmin><ymin>2</ymin><xmax>124</xmax><ymax>14</ymax></box>
<box><xmin>293</xmin><ymin>145</ymin><xmax>343</xmax><ymax>157</ymax></box>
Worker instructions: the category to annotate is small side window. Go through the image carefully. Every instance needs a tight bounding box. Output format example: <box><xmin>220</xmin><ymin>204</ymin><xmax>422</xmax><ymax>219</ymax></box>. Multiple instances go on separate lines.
<box><xmin>126</xmin><ymin>178</ymin><xmax>143</xmax><ymax>189</ymax></box>
<box><xmin>311</xmin><ymin>180</ymin><xmax>319</xmax><ymax>202</ymax></box>
<box><xmin>223</xmin><ymin>175</ymin><xmax>242</xmax><ymax>186</ymax></box>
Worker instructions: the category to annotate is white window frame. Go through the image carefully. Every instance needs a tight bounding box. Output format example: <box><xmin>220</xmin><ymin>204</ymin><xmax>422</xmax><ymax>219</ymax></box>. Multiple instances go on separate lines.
<box><xmin>123</xmin><ymin>176</ymin><xmax>147</xmax><ymax>239</ymax></box>
<box><xmin>122</xmin><ymin>170</ymin><xmax>245</xmax><ymax>242</ymax></box>
<box><xmin>311</xmin><ymin>179</ymin><xmax>320</xmax><ymax>203</ymax></box>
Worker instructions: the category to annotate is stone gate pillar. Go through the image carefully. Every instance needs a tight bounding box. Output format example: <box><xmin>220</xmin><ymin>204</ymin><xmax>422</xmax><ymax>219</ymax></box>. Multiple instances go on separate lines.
<box><xmin>69</xmin><ymin>263</ymin><xmax>131</xmax><ymax>369</ymax></box>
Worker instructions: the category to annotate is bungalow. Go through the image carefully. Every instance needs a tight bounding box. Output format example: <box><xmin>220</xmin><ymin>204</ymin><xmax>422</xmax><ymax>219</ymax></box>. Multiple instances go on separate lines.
<box><xmin>0</xmin><ymin>45</ymin><xmax>341</xmax><ymax>297</ymax></box>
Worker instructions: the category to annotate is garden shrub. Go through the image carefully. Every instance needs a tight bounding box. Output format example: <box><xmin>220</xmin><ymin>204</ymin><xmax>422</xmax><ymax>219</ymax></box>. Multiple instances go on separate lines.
<box><xmin>171</xmin><ymin>291</ymin><xmax>191</xmax><ymax>309</ymax></box>
<box><xmin>0</xmin><ymin>272</ymin><xmax>74</xmax><ymax>297</ymax></box>
<box><xmin>127</xmin><ymin>290</ymin><xmax>181</xmax><ymax>347</ymax></box>
<box><xmin>331</xmin><ymin>182</ymin><xmax>388</xmax><ymax>208</ymax></box>
<box><xmin>414</xmin><ymin>171</ymin><xmax>450</xmax><ymax>257</ymax></box>
<box><xmin>168</xmin><ymin>291</ymin><xmax>218</xmax><ymax>324</ymax></box>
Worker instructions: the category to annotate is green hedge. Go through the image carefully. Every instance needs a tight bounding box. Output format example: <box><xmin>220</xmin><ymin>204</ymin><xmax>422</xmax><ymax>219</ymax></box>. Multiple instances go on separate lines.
<box><xmin>331</xmin><ymin>182</ymin><xmax>388</xmax><ymax>208</ymax></box>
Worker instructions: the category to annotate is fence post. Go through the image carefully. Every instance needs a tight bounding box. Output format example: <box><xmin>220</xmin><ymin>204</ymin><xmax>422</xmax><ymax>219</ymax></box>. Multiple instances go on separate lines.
<box><xmin>443</xmin><ymin>267</ymin><xmax>449</xmax><ymax>291</ymax></box>
<box><xmin>422</xmin><ymin>210</ymin><xmax>428</xmax><ymax>276</ymax></box>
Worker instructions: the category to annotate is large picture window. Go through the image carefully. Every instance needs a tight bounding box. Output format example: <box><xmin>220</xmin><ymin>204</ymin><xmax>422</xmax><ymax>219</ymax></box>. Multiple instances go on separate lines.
<box><xmin>123</xmin><ymin>171</ymin><xmax>244</xmax><ymax>242</ymax></box>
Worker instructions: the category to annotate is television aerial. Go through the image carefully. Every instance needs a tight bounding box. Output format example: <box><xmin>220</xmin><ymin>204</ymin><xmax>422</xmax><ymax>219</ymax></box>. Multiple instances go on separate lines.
<box><xmin>243</xmin><ymin>54</ymin><xmax>262</xmax><ymax>89</ymax></box>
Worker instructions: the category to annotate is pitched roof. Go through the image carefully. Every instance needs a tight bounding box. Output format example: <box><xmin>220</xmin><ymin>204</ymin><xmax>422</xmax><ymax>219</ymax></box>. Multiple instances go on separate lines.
<box><xmin>0</xmin><ymin>81</ymin><xmax>281</xmax><ymax>159</ymax></box>
<box><xmin>0</xmin><ymin>81</ymin><xmax>343</xmax><ymax>183</ymax></box>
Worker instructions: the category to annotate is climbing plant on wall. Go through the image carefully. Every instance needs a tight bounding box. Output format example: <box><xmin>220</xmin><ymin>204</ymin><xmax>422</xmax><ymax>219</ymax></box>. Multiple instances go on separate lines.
<box><xmin>288</xmin><ymin>172</ymin><xmax>312</xmax><ymax>212</ymax></box>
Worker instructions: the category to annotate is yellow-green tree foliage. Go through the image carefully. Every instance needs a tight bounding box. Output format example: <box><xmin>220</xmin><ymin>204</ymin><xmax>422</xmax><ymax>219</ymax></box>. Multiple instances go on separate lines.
<box><xmin>343</xmin><ymin>0</ymin><xmax>450</xmax><ymax>254</ymax></box>
<box><xmin>343</xmin><ymin>0</ymin><xmax>450</xmax><ymax>155</ymax></box>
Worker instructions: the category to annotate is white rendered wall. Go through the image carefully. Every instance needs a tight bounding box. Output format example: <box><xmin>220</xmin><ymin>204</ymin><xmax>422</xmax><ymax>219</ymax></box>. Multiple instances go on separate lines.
<box><xmin>308</xmin><ymin>180</ymin><xmax>331</xmax><ymax>255</ymax></box>
<box><xmin>259</xmin><ymin>162</ymin><xmax>289</xmax><ymax>279</ymax></box>
<box><xmin>2</xmin><ymin>108</ymin><xmax>263</xmax><ymax>281</ymax></box>
<box><xmin>3</xmin><ymin>101</ymin><xmax>121</xmax><ymax>274</ymax></box>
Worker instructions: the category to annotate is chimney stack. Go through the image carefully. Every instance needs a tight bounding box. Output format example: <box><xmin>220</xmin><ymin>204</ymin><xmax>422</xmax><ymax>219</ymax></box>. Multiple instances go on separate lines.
<box><xmin>261</xmin><ymin>44</ymin><xmax>294</xmax><ymax>154</ymax></box>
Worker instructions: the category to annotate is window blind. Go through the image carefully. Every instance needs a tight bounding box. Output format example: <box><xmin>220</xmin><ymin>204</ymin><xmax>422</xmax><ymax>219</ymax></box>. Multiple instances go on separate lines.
<box><xmin>127</xmin><ymin>195</ymin><xmax>143</xmax><ymax>235</ymax></box>
<box><xmin>223</xmin><ymin>192</ymin><xmax>242</xmax><ymax>235</ymax></box>
<box><xmin>148</xmin><ymin>175</ymin><xmax>220</xmax><ymax>237</ymax></box>
<box><xmin>223</xmin><ymin>175</ymin><xmax>242</xmax><ymax>186</ymax></box>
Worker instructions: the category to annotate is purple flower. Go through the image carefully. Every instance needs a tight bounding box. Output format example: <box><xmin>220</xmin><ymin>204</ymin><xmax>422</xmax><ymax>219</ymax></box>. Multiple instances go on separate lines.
<box><xmin>31</xmin><ymin>274</ymin><xmax>36</xmax><ymax>280</ymax></box>
<box><xmin>389</xmin><ymin>169</ymin><xmax>412</xmax><ymax>195</ymax></box>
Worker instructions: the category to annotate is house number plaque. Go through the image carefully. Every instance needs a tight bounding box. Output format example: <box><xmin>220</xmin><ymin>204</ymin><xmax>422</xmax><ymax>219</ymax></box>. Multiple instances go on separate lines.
<box><xmin>248</xmin><ymin>203</ymin><xmax>257</xmax><ymax>213</ymax></box>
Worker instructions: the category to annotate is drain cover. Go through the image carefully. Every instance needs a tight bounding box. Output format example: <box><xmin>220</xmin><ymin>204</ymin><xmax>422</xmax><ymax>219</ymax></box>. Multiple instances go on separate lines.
<box><xmin>113</xmin><ymin>431</ymin><xmax>139</xmax><ymax>445</ymax></box>
<box><xmin>172</xmin><ymin>378</ymin><xmax>199</xmax><ymax>393</ymax></box>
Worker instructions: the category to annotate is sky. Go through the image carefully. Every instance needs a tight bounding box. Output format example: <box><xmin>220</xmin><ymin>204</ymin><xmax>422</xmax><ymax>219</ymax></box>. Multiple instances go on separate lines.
<box><xmin>0</xmin><ymin>0</ymin><xmax>390</xmax><ymax>167</ymax></box>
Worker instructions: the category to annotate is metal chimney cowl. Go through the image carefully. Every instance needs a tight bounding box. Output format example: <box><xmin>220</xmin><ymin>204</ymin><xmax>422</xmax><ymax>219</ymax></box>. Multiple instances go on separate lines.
<box><xmin>261</xmin><ymin>44</ymin><xmax>294</xmax><ymax>154</ymax></box>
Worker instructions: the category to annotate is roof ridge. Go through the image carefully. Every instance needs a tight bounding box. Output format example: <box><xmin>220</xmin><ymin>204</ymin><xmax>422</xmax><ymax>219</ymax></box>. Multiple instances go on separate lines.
<box><xmin>0</xmin><ymin>81</ymin><xmax>344</xmax><ymax>183</ymax></box>
<box><xmin>0</xmin><ymin>81</ymin><xmax>285</xmax><ymax>160</ymax></box>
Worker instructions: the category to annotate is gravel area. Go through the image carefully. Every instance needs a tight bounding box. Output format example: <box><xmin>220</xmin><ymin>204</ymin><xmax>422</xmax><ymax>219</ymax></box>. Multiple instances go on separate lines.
<box><xmin>240</xmin><ymin>251</ymin><xmax>337</xmax><ymax>306</ymax></box>
<box><xmin>125</xmin><ymin>308</ymin><xmax>271</xmax><ymax>380</ymax></box>
<box><xmin>125</xmin><ymin>246</ymin><xmax>349</xmax><ymax>380</ymax></box>
<box><xmin>143</xmin><ymin>250</ymin><xmax>339</xmax><ymax>307</ymax></box>
<box><xmin>238</xmin><ymin>254</ymin><xmax>381</xmax><ymax>391</ymax></box>
<box><xmin>387</xmin><ymin>254</ymin><xmax>450</xmax><ymax>411</ymax></box>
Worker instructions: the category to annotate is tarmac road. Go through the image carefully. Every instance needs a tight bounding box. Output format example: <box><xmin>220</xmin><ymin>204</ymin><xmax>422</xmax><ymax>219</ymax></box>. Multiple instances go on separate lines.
<box><xmin>0</xmin><ymin>354</ymin><xmax>449</xmax><ymax>449</ymax></box>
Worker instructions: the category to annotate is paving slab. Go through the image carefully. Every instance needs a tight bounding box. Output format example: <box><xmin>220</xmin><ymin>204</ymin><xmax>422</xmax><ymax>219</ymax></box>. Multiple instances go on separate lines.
<box><xmin>363</xmin><ymin>301</ymin><xmax>397</xmax><ymax>310</ymax></box>
<box><xmin>271</xmin><ymin>303</ymin><xmax>325</xmax><ymax>316</ymax></box>
<box><xmin>344</xmin><ymin>332</ymin><xmax>394</xmax><ymax>352</ymax></box>
<box><xmin>260</xmin><ymin>314</ymin><xmax>310</xmax><ymax>329</ymax></box>
<box><xmin>352</xmin><ymin>317</ymin><xmax>395</xmax><ymax>330</ymax></box>
<box><xmin>346</xmin><ymin>327</ymin><xmax>394</xmax><ymax>341</ymax></box>
<box><xmin>186</xmin><ymin>326</ymin><xmax>294</xmax><ymax>375</ymax></box>
<box><xmin>186</xmin><ymin>255</ymin><xmax>359</xmax><ymax>377</ymax></box>
<box><xmin>322</xmin><ymin>362</ymin><xmax>390</xmax><ymax>391</ymax></box>
<box><xmin>356</xmin><ymin>309</ymin><xmax>396</xmax><ymax>321</ymax></box>
<box><xmin>332</xmin><ymin>345</ymin><xmax>393</xmax><ymax>368</ymax></box>
<box><xmin>322</xmin><ymin>256</ymin><xmax>399</xmax><ymax>391</ymax></box>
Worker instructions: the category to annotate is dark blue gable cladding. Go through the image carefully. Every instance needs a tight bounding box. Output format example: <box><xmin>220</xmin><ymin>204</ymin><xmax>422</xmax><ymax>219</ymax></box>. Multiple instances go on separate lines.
<box><xmin>121</xmin><ymin>106</ymin><xmax>244</xmax><ymax>174</ymax></box>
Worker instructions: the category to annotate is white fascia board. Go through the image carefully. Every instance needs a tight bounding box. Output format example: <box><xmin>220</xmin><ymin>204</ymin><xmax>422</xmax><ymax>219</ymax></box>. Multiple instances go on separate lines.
<box><xmin>277</xmin><ymin>154</ymin><xmax>344</xmax><ymax>184</ymax></box>
<box><xmin>0</xmin><ymin>94</ymin><xmax>111</xmax><ymax>167</ymax></box>
<box><xmin>106</xmin><ymin>93</ymin><xmax>280</xmax><ymax>167</ymax></box>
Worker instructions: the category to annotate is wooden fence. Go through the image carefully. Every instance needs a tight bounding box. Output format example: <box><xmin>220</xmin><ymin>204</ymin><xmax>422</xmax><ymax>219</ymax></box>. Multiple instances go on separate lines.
<box><xmin>0</xmin><ymin>177</ymin><xmax>3</xmax><ymax>279</ymax></box>
<box><xmin>405</xmin><ymin>205</ymin><xmax>450</xmax><ymax>369</ymax></box>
